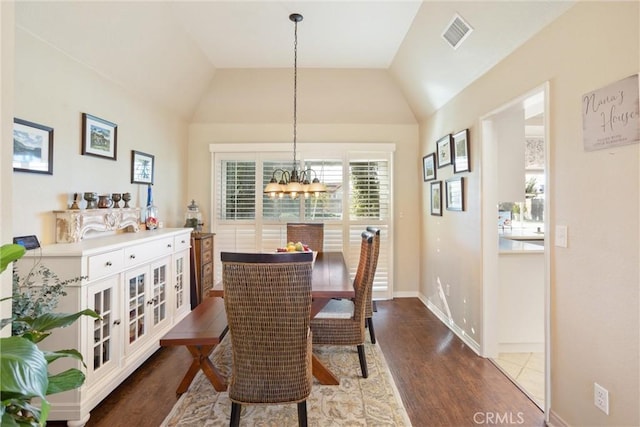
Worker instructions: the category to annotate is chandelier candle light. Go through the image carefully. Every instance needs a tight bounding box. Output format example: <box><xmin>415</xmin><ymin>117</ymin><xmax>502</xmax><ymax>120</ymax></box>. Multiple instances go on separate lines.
<box><xmin>264</xmin><ymin>13</ymin><xmax>327</xmax><ymax>199</ymax></box>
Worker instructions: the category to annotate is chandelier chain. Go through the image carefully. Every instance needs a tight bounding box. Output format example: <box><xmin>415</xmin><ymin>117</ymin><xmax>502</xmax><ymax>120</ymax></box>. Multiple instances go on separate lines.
<box><xmin>263</xmin><ymin>13</ymin><xmax>325</xmax><ymax>198</ymax></box>
<box><xmin>293</xmin><ymin>17</ymin><xmax>298</xmax><ymax>170</ymax></box>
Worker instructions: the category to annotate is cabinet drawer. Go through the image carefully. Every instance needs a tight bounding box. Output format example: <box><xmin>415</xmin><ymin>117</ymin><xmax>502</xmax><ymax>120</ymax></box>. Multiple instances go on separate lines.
<box><xmin>88</xmin><ymin>250</ymin><xmax>124</xmax><ymax>281</ymax></box>
<box><xmin>201</xmin><ymin>262</ymin><xmax>214</xmax><ymax>293</ymax></box>
<box><xmin>202</xmin><ymin>247</ymin><xmax>213</xmax><ymax>264</ymax></box>
<box><xmin>174</xmin><ymin>234</ymin><xmax>191</xmax><ymax>251</ymax></box>
<box><xmin>123</xmin><ymin>237</ymin><xmax>174</xmax><ymax>267</ymax></box>
<box><xmin>201</xmin><ymin>235</ymin><xmax>213</xmax><ymax>251</ymax></box>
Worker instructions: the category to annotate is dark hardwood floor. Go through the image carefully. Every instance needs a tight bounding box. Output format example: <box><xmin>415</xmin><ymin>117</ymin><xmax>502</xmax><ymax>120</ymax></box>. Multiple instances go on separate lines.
<box><xmin>52</xmin><ymin>298</ymin><xmax>544</xmax><ymax>426</ymax></box>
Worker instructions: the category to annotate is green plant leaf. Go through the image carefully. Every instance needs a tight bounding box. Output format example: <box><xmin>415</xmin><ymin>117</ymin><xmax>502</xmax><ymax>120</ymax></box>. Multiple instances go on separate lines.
<box><xmin>0</xmin><ymin>398</ymin><xmax>45</xmax><ymax>426</ymax></box>
<box><xmin>1</xmin><ymin>317</ymin><xmax>15</xmax><ymax>330</ymax></box>
<box><xmin>0</xmin><ymin>244</ymin><xmax>25</xmax><ymax>274</ymax></box>
<box><xmin>17</xmin><ymin>309</ymin><xmax>100</xmax><ymax>342</ymax></box>
<box><xmin>46</xmin><ymin>369</ymin><xmax>85</xmax><ymax>395</ymax></box>
<box><xmin>0</xmin><ymin>337</ymin><xmax>48</xmax><ymax>400</ymax></box>
<box><xmin>43</xmin><ymin>349</ymin><xmax>84</xmax><ymax>365</ymax></box>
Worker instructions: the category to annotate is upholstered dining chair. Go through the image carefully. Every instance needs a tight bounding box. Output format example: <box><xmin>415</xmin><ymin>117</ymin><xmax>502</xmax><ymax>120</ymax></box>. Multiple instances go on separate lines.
<box><xmin>286</xmin><ymin>222</ymin><xmax>324</xmax><ymax>252</ymax></box>
<box><xmin>310</xmin><ymin>231</ymin><xmax>375</xmax><ymax>378</ymax></box>
<box><xmin>221</xmin><ymin>251</ymin><xmax>314</xmax><ymax>427</ymax></box>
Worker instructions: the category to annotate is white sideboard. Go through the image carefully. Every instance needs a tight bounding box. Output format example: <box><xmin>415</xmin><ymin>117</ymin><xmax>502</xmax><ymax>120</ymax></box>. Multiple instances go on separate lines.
<box><xmin>15</xmin><ymin>228</ymin><xmax>192</xmax><ymax>426</ymax></box>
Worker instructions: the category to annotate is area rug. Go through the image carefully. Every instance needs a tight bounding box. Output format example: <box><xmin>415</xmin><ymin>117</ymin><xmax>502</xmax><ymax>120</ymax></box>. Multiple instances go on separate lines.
<box><xmin>161</xmin><ymin>335</ymin><xmax>412</xmax><ymax>426</ymax></box>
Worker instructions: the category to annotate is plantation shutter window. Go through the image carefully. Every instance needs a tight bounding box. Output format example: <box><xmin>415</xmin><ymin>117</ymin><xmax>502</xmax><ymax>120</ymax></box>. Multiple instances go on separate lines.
<box><xmin>211</xmin><ymin>143</ymin><xmax>394</xmax><ymax>300</ymax></box>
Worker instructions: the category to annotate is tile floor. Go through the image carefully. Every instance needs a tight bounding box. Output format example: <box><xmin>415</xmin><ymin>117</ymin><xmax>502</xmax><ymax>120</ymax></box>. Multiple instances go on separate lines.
<box><xmin>493</xmin><ymin>352</ymin><xmax>545</xmax><ymax>409</ymax></box>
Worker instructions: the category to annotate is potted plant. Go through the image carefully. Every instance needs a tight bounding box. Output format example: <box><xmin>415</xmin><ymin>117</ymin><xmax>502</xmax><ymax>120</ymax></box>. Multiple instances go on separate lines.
<box><xmin>0</xmin><ymin>243</ymin><xmax>99</xmax><ymax>426</ymax></box>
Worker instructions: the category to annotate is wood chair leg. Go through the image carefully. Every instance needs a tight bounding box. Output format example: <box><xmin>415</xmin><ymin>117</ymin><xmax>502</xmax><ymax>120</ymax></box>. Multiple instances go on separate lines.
<box><xmin>367</xmin><ymin>317</ymin><xmax>376</xmax><ymax>344</ymax></box>
<box><xmin>357</xmin><ymin>344</ymin><xmax>368</xmax><ymax>378</ymax></box>
<box><xmin>230</xmin><ymin>402</ymin><xmax>241</xmax><ymax>427</ymax></box>
<box><xmin>297</xmin><ymin>401</ymin><xmax>308</xmax><ymax>427</ymax></box>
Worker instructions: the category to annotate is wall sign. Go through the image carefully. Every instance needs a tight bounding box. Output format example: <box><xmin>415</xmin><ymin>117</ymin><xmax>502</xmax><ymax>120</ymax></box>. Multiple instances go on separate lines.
<box><xmin>582</xmin><ymin>74</ymin><xmax>639</xmax><ymax>151</ymax></box>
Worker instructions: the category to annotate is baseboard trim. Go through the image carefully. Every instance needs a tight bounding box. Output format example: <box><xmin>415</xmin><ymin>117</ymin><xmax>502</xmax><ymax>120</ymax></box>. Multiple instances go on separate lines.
<box><xmin>547</xmin><ymin>409</ymin><xmax>569</xmax><ymax>427</ymax></box>
<box><xmin>418</xmin><ymin>294</ymin><xmax>481</xmax><ymax>355</ymax></box>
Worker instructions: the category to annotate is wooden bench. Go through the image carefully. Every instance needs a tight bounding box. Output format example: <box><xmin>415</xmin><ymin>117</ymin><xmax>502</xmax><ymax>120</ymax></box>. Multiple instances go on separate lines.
<box><xmin>160</xmin><ymin>296</ymin><xmax>228</xmax><ymax>394</ymax></box>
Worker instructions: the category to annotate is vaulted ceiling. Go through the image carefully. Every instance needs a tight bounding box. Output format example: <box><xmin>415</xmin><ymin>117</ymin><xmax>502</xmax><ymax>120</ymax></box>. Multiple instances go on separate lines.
<box><xmin>15</xmin><ymin>1</ymin><xmax>575</xmax><ymax>121</ymax></box>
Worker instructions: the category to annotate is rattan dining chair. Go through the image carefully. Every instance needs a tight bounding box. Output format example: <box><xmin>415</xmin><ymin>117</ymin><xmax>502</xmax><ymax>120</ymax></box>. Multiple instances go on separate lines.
<box><xmin>310</xmin><ymin>231</ymin><xmax>375</xmax><ymax>378</ymax></box>
<box><xmin>286</xmin><ymin>223</ymin><xmax>324</xmax><ymax>252</ymax></box>
<box><xmin>364</xmin><ymin>226</ymin><xmax>380</xmax><ymax>344</ymax></box>
<box><xmin>221</xmin><ymin>251</ymin><xmax>314</xmax><ymax>427</ymax></box>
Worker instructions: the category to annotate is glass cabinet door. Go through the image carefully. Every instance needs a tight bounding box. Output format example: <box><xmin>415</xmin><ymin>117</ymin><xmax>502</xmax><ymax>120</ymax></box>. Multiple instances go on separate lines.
<box><xmin>126</xmin><ymin>267</ymin><xmax>148</xmax><ymax>349</ymax></box>
<box><xmin>88</xmin><ymin>276</ymin><xmax>120</xmax><ymax>382</ymax></box>
<box><xmin>173</xmin><ymin>250</ymin><xmax>190</xmax><ymax>318</ymax></box>
<box><xmin>150</xmin><ymin>260</ymin><xmax>168</xmax><ymax>327</ymax></box>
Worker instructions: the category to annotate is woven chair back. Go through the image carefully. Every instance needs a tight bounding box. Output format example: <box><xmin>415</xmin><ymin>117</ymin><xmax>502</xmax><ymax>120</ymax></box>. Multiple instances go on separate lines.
<box><xmin>364</xmin><ymin>227</ymin><xmax>381</xmax><ymax>318</ymax></box>
<box><xmin>221</xmin><ymin>251</ymin><xmax>313</xmax><ymax>404</ymax></box>
<box><xmin>310</xmin><ymin>231</ymin><xmax>375</xmax><ymax>345</ymax></box>
<box><xmin>352</xmin><ymin>231</ymin><xmax>376</xmax><ymax>327</ymax></box>
<box><xmin>286</xmin><ymin>223</ymin><xmax>324</xmax><ymax>252</ymax></box>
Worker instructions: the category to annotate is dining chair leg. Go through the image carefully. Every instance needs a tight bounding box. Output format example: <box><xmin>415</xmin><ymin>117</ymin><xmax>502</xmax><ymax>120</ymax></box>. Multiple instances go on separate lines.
<box><xmin>367</xmin><ymin>317</ymin><xmax>376</xmax><ymax>344</ymax></box>
<box><xmin>297</xmin><ymin>401</ymin><xmax>308</xmax><ymax>427</ymax></box>
<box><xmin>230</xmin><ymin>402</ymin><xmax>241</xmax><ymax>427</ymax></box>
<box><xmin>357</xmin><ymin>344</ymin><xmax>368</xmax><ymax>378</ymax></box>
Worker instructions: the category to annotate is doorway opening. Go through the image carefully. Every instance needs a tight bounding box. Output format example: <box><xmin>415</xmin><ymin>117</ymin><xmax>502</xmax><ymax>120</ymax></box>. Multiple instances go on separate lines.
<box><xmin>480</xmin><ymin>84</ymin><xmax>550</xmax><ymax>415</ymax></box>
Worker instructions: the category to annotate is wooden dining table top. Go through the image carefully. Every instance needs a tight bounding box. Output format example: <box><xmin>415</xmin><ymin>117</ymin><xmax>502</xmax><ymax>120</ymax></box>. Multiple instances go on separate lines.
<box><xmin>209</xmin><ymin>251</ymin><xmax>354</xmax><ymax>301</ymax></box>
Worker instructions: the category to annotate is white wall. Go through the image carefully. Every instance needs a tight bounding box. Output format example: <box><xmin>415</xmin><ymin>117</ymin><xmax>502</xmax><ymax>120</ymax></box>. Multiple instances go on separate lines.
<box><xmin>413</xmin><ymin>2</ymin><xmax>638</xmax><ymax>425</ymax></box>
<box><xmin>12</xmin><ymin>29</ymin><xmax>190</xmax><ymax>244</ymax></box>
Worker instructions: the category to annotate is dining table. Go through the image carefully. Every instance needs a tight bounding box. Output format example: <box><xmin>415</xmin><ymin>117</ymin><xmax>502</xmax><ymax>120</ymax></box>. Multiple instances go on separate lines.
<box><xmin>209</xmin><ymin>251</ymin><xmax>353</xmax><ymax>385</ymax></box>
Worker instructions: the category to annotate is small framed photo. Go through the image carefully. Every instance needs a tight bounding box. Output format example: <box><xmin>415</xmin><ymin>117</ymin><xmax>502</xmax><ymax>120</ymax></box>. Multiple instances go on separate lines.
<box><xmin>430</xmin><ymin>181</ymin><xmax>442</xmax><ymax>216</ymax></box>
<box><xmin>13</xmin><ymin>118</ymin><xmax>54</xmax><ymax>175</ymax></box>
<box><xmin>436</xmin><ymin>134</ymin><xmax>452</xmax><ymax>168</ymax></box>
<box><xmin>131</xmin><ymin>150</ymin><xmax>155</xmax><ymax>184</ymax></box>
<box><xmin>446</xmin><ymin>177</ymin><xmax>464</xmax><ymax>211</ymax></box>
<box><xmin>453</xmin><ymin>129</ymin><xmax>470</xmax><ymax>173</ymax></box>
<box><xmin>82</xmin><ymin>113</ymin><xmax>117</xmax><ymax>160</ymax></box>
<box><xmin>423</xmin><ymin>153</ymin><xmax>437</xmax><ymax>182</ymax></box>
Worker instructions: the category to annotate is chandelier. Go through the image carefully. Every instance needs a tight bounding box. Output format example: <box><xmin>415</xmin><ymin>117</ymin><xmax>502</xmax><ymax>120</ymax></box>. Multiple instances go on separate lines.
<box><xmin>264</xmin><ymin>13</ymin><xmax>327</xmax><ymax>199</ymax></box>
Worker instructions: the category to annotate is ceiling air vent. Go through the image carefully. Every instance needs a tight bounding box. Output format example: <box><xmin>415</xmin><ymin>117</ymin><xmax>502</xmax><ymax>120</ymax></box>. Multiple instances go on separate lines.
<box><xmin>442</xmin><ymin>13</ymin><xmax>473</xmax><ymax>50</ymax></box>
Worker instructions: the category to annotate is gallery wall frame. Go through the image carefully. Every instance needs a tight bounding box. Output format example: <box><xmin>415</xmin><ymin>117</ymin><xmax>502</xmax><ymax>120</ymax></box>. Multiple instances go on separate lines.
<box><xmin>436</xmin><ymin>134</ymin><xmax>453</xmax><ymax>168</ymax></box>
<box><xmin>82</xmin><ymin>113</ymin><xmax>117</xmax><ymax>160</ymax></box>
<box><xmin>446</xmin><ymin>176</ymin><xmax>464</xmax><ymax>211</ymax></box>
<box><xmin>131</xmin><ymin>150</ymin><xmax>155</xmax><ymax>185</ymax></box>
<box><xmin>453</xmin><ymin>129</ymin><xmax>470</xmax><ymax>173</ymax></box>
<box><xmin>423</xmin><ymin>153</ymin><xmax>437</xmax><ymax>181</ymax></box>
<box><xmin>13</xmin><ymin>118</ymin><xmax>54</xmax><ymax>175</ymax></box>
<box><xmin>430</xmin><ymin>181</ymin><xmax>442</xmax><ymax>216</ymax></box>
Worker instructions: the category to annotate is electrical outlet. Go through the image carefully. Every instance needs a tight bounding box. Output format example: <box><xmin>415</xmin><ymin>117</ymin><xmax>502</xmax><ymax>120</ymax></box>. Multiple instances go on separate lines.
<box><xmin>594</xmin><ymin>382</ymin><xmax>609</xmax><ymax>415</ymax></box>
<box><xmin>446</xmin><ymin>284</ymin><xmax>450</xmax><ymax>296</ymax></box>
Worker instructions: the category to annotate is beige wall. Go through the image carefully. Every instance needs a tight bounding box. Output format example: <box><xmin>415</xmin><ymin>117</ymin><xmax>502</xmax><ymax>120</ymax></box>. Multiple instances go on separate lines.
<box><xmin>188</xmin><ymin>69</ymin><xmax>420</xmax><ymax>295</ymax></box>
<box><xmin>415</xmin><ymin>2</ymin><xmax>639</xmax><ymax>425</ymax></box>
<box><xmin>1</xmin><ymin>1</ymin><xmax>16</xmax><ymax>332</ymax></box>
<box><xmin>12</xmin><ymin>29</ymin><xmax>190</xmax><ymax>243</ymax></box>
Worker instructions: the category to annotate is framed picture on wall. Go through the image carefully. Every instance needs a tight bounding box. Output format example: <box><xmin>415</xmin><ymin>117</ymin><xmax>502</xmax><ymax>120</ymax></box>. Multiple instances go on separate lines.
<box><xmin>131</xmin><ymin>150</ymin><xmax>155</xmax><ymax>184</ymax></box>
<box><xmin>423</xmin><ymin>153</ymin><xmax>437</xmax><ymax>181</ymax></box>
<box><xmin>436</xmin><ymin>134</ymin><xmax>452</xmax><ymax>168</ymax></box>
<box><xmin>430</xmin><ymin>181</ymin><xmax>442</xmax><ymax>216</ymax></box>
<box><xmin>453</xmin><ymin>129</ymin><xmax>470</xmax><ymax>173</ymax></box>
<box><xmin>82</xmin><ymin>113</ymin><xmax>117</xmax><ymax>160</ymax></box>
<box><xmin>446</xmin><ymin>177</ymin><xmax>464</xmax><ymax>211</ymax></box>
<box><xmin>13</xmin><ymin>118</ymin><xmax>54</xmax><ymax>175</ymax></box>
